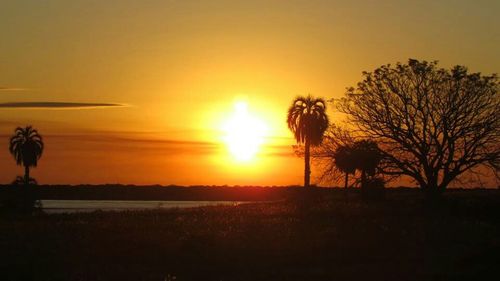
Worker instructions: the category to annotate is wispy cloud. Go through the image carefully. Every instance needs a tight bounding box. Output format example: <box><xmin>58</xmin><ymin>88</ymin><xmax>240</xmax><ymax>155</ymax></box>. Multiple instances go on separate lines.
<box><xmin>0</xmin><ymin>102</ymin><xmax>126</xmax><ymax>109</ymax></box>
<box><xmin>0</xmin><ymin>87</ymin><xmax>27</xmax><ymax>91</ymax></box>
<box><xmin>0</xmin><ymin>133</ymin><xmax>222</xmax><ymax>155</ymax></box>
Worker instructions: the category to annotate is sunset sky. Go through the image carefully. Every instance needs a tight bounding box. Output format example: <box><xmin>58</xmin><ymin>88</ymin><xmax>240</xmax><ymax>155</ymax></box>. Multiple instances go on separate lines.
<box><xmin>1</xmin><ymin>0</ymin><xmax>498</xmax><ymax>186</ymax></box>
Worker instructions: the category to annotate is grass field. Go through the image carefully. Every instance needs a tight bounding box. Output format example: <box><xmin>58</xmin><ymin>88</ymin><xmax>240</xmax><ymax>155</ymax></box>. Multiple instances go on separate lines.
<box><xmin>1</xmin><ymin>189</ymin><xmax>499</xmax><ymax>281</ymax></box>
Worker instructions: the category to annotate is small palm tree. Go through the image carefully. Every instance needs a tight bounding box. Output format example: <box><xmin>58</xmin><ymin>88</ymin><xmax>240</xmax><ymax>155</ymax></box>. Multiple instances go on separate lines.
<box><xmin>352</xmin><ymin>140</ymin><xmax>381</xmax><ymax>188</ymax></box>
<box><xmin>9</xmin><ymin>126</ymin><xmax>44</xmax><ymax>186</ymax></box>
<box><xmin>333</xmin><ymin>145</ymin><xmax>357</xmax><ymax>189</ymax></box>
<box><xmin>287</xmin><ymin>96</ymin><xmax>329</xmax><ymax>187</ymax></box>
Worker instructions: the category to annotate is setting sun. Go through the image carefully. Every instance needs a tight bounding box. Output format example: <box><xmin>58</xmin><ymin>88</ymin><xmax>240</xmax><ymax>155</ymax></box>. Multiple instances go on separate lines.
<box><xmin>222</xmin><ymin>101</ymin><xmax>268</xmax><ymax>162</ymax></box>
<box><xmin>1</xmin><ymin>1</ymin><xmax>499</xmax><ymax>280</ymax></box>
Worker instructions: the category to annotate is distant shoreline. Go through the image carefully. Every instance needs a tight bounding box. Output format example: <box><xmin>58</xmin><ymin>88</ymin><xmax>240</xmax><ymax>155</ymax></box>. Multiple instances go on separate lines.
<box><xmin>0</xmin><ymin>185</ymin><xmax>497</xmax><ymax>201</ymax></box>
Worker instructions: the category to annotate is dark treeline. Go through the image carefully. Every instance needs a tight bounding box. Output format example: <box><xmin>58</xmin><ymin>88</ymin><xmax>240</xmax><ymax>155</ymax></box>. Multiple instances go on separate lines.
<box><xmin>0</xmin><ymin>184</ymin><xmax>495</xmax><ymax>202</ymax></box>
<box><xmin>0</xmin><ymin>185</ymin><xmax>312</xmax><ymax>201</ymax></box>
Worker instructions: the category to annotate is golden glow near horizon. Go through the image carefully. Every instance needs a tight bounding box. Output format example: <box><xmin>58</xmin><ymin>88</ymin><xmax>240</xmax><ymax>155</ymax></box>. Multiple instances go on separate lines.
<box><xmin>222</xmin><ymin>101</ymin><xmax>268</xmax><ymax>162</ymax></box>
<box><xmin>0</xmin><ymin>0</ymin><xmax>498</xmax><ymax>185</ymax></box>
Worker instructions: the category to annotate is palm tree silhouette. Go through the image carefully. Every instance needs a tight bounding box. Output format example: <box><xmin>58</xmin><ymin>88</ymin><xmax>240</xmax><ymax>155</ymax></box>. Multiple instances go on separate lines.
<box><xmin>287</xmin><ymin>96</ymin><xmax>329</xmax><ymax>187</ymax></box>
<box><xmin>352</xmin><ymin>140</ymin><xmax>381</xmax><ymax>188</ymax></box>
<box><xmin>9</xmin><ymin>126</ymin><xmax>44</xmax><ymax>185</ymax></box>
<box><xmin>333</xmin><ymin>145</ymin><xmax>357</xmax><ymax>189</ymax></box>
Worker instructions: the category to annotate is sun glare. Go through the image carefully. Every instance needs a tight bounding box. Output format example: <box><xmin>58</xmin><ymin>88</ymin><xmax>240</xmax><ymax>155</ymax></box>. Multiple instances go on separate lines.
<box><xmin>222</xmin><ymin>101</ymin><xmax>268</xmax><ymax>162</ymax></box>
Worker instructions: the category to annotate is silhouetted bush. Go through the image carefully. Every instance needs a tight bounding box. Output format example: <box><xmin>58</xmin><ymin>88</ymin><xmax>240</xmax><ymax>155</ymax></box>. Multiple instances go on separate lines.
<box><xmin>0</xmin><ymin>186</ymin><xmax>41</xmax><ymax>213</ymax></box>
<box><xmin>361</xmin><ymin>177</ymin><xmax>385</xmax><ymax>200</ymax></box>
<box><xmin>11</xmin><ymin>175</ymin><xmax>38</xmax><ymax>186</ymax></box>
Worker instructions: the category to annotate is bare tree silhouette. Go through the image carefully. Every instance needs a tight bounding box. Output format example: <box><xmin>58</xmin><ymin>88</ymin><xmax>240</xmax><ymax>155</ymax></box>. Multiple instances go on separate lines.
<box><xmin>287</xmin><ymin>96</ymin><xmax>329</xmax><ymax>187</ymax></box>
<box><xmin>340</xmin><ymin>59</ymin><xmax>499</xmax><ymax>194</ymax></box>
<box><xmin>9</xmin><ymin>126</ymin><xmax>44</xmax><ymax>186</ymax></box>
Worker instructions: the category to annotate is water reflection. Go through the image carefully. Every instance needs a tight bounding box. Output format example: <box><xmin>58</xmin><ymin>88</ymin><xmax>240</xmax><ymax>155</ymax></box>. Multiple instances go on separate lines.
<box><xmin>42</xmin><ymin>200</ymin><xmax>246</xmax><ymax>213</ymax></box>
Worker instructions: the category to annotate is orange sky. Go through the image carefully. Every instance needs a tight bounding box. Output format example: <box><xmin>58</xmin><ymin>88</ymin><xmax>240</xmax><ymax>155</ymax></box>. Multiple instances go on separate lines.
<box><xmin>0</xmin><ymin>0</ymin><xmax>498</xmax><ymax>186</ymax></box>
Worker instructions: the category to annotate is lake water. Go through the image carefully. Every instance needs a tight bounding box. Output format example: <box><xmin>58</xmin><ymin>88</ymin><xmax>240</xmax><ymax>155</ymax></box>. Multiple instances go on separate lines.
<box><xmin>41</xmin><ymin>200</ymin><xmax>247</xmax><ymax>214</ymax></box>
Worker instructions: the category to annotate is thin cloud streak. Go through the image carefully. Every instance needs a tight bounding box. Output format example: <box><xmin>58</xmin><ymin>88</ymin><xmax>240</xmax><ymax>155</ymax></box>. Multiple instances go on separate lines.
<box><xmin>0</xmin><ymin>131</ymin><xmax>293</xmax><ymax>157</ymax></box>
<box><xmin>40</xmin><ymin>133</ymin><xmax>222</xmax><ymax>155</ymax></box>
<box><xmin>0</xmin><ymin>87</ymin><xmax>27</xmax><ymax>91</ymax></box>
<box><xmin>0</xmin><ymin>102</ymin><xmax>126</xmax><ymax>109</ymax></box>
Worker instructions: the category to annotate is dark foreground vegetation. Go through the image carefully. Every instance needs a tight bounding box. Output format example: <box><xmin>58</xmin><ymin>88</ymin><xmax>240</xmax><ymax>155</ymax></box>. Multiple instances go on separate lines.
<box><xmin>1</xmin><ymin>189</ymin><xmax>499</xmax><ymax>281</ymax></box>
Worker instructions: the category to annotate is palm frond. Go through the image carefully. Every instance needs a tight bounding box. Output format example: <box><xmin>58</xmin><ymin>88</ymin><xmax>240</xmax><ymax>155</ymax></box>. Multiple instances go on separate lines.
<box><xmin>287</xmin><ymin>95</ymin><xmax>329</xmax><ymax>145</ymax></box>
<box><xmin>9</xmin><ymin>125</ymin><xmax>44</xmax><ymax>168</ymax></box>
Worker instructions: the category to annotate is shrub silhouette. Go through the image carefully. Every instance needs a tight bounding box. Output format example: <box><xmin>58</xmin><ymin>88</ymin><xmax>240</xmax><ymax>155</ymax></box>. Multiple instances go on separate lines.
<box><xmin>2</xmin><ymin>181</ymin><xmax>41</xmax><ymax>213</ymax></box>
<box><xmin>11</xmin><ymin>175</ymin><xmax>38</xmax><ymax>186</ymax></box>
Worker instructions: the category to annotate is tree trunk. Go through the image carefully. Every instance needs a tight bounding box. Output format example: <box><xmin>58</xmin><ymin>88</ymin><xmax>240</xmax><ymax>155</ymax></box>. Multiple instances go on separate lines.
<box><xmin>360</xmin><ymin>170</ymin><xmax>367</xmax><ymax>189</ymax></box>
<box><xmin>24</xmin><ymin>165</ymin><xmax>30</xmax><ymax>186</ymax></box>
<box><xmin>344</xmin><ymin>172</ymin><xmax>349</xmax><ymax>189</ymax></box>
<box><xmin>304</xmin><ymin>139</ymin><xmax>311</xmax><ymax>188</ymax></box>
<box><xmin>424</xmin><ymin>187</ymin><xmax>443</xmax><ymax>202</ymax></box>
<box><xmin>422</xmin><ymin>181</ymin><xmax>444</xmax><ymax>201</ymax></box>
